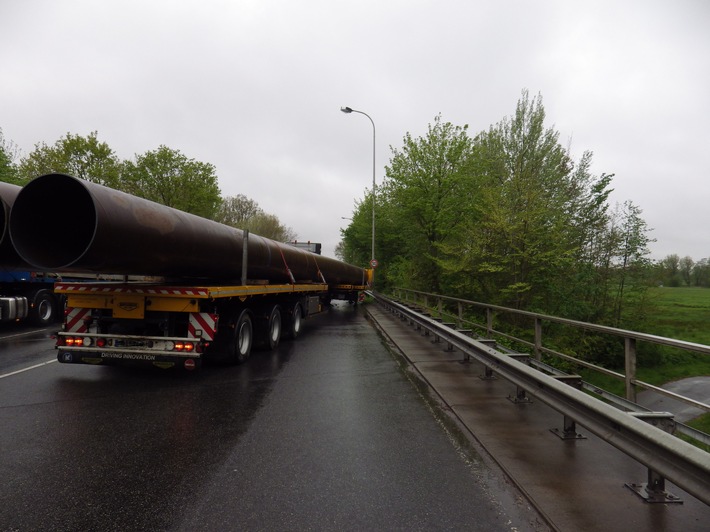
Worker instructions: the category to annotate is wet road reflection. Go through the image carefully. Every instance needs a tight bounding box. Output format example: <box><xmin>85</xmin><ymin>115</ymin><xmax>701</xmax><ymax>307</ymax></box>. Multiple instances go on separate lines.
<box><xmin>0</xmin><ymin>304</ymin><xmax>537</xmax><ymax>531</ymax></box>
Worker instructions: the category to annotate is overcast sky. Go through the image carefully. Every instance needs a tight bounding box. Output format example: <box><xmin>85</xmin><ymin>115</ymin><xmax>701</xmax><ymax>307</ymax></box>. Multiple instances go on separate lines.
<box><xmin>1</xmin><ymin>0</ymin><xmax>708</xmax><ymax>261</ymax></box>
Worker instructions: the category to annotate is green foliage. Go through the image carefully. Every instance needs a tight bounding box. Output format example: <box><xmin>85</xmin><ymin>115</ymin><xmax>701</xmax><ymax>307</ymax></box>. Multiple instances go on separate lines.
<box><xmin>338</xmin><ymin>195</ymin><xmax>374</xmax><ymax>268</ymax></box>
<box><xmin>685</xmin><ymin>415</ymin><xmax>710</xmax><ymax>452</ymax></box>
<box><xmin>216</xmin><ymin>194</ymin><xmax>263</xmax><ymax>227</ymax></box>
<box><xmin>122</xmin><ymin>145</ymin><xmax>221</xmax><ymax>219</ymax></box>
<box><xmin>3</xmin><ymin>127</ymin><xmax>302</xmax><ymax>244</ymax></box>
<box><xmin>381</xmin><ymin>115</ymin><xmax>474</xmax><ymax>292</ymax></box>
<box><xmin>642</xmin><ymin>287</ymin><xmax>710</xmax><ymax>344</ymax></box>
<box><xmin>655</xmin><ymin>254</ymin><xmax>710</xmax><ymax>288</ymax></box>
<box><xmin>17</xmin><ymin>131</ymin><xmax>121</xmax><ymax>187</ymax></box>
<box><xmin>0</xmin><ymin>128</ymin><xmax>20</xmax><ymax>184</ymax></box>
<box><xmin>216</xmin><ymin>194</ymin><xmax>297</xmax><ymax>242</ymax></box>
<box><xmin>341</xmin><ymin>89</ymin><xmax>655</xmax><ymax>330</ymax></box>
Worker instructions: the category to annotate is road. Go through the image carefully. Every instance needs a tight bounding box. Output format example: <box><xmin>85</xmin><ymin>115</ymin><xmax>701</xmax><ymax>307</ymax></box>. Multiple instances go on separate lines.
<box><xmin>0</xmin><ymin>305</ymin><xmax>545</xmax><ymax>531</ymax></box>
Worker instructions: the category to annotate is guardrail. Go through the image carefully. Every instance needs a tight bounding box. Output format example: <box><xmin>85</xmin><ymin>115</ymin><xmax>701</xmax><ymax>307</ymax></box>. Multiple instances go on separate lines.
<box><xmin>392</xmin><ymin>288</ymin><xmax>710</xmax><ymax>414</ymax></box>
<box><xmin>373</xmin><ymin>291</ymin><xmax>710</xmax><ymax>506</ymax></box>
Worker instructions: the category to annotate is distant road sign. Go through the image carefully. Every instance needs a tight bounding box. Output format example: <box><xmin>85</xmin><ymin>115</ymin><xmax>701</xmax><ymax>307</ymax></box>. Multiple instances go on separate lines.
<box><xmin>370</xmin><ymin>259</ymin><xmax>379</xmax><ymax>268</ymax></box>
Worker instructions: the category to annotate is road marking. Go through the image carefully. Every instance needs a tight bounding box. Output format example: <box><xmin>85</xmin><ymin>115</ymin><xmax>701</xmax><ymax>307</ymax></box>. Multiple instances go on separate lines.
<box><xmin>0</xmin><ymin>327</ymin><xmax>54</xmax><ymax>340</ymax></box>
<box><xmin>0</xmin><ymin>358</ymin><xmax>57</xmax><ymax>379</ymax></box>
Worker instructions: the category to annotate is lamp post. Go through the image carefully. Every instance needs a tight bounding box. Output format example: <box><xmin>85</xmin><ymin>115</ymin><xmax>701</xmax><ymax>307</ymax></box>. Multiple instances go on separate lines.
<box><xmin>340</xmin><ymin>106</ymin><xmax>376</xmax><ymax>279</ymax></box>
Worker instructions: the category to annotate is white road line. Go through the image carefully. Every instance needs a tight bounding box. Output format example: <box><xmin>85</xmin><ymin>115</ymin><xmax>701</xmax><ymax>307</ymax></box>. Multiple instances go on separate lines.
<box><xmin>0</xmin><ymin>327</ymin><xmax>54</xmax><ymax>340</ymax></box>
<box><xmin>0</xmin><ymin>358</ymin><xmax>57</xmax><ymax>379</ymax></box>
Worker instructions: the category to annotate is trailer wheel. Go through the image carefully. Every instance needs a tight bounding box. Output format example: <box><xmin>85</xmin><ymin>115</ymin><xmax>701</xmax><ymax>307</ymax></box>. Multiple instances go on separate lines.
<box><xmin>284</xmin><ymin>302</ymin><xmax>303</xmax><ymax>340</ymax></box>
<box><xmin>263</xmin><ymin>305</ymin><xmax>282</xmax><ymax>350</ymax></box>
<box><xmin>233</xmin><ymin>310</ymin><xmax>253</xmax><ymax>363</ymax></box>
<box><xmin>30</xmin><ymin>290</ymin><xmax>56</xmax><ymax>326</ymax></box>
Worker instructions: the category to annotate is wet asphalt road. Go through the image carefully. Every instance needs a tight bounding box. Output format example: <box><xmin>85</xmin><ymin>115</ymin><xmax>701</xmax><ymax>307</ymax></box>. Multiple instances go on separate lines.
<box><xmin>0</xmin><ymin>305</ymin><xmax>541</xmax><ymax>531</ymax></box>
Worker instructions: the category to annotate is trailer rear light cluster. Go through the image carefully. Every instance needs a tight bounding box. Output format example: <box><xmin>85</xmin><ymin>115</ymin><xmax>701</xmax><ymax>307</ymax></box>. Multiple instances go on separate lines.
<box><xmin>58</xmin><ymin>335</ymin><xmax>201</xmax><ymax>353</ymax></box>
<box><xmin>168</xmin><ymin>341</ymin><xmax>195</xmax><ymax>352</ymax></box>
<box><xmin>63</xmin><ymin>336</ymin><xmax>85</xmax><ymax>347</ymax></box>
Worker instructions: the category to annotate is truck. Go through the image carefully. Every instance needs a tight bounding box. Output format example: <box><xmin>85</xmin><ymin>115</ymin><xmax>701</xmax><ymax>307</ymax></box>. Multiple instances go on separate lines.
<box><xmin>7</xmin><ymin>173</ymin><xmax>371</xmax><ymax>370</ymax></box>
<box><xmin>0</xmin><ymin>269</ymin><xmax>63</xmax><ymax>325</ymax></box>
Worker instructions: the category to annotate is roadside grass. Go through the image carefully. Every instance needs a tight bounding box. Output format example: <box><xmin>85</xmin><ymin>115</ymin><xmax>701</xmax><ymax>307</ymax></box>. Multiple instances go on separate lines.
<box><xmin>583</xmin><ymin>286</ymin><xmax>710</xmax><ymax>449</ymax></box>
<box><xmin>643</xmin><ymin>286</ymin><xmax>710</xmax><ymax>345</ymax></box>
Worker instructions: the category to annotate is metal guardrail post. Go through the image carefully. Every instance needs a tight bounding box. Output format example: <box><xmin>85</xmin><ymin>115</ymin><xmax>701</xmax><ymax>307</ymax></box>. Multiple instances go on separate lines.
<box><xmin>625</xmin><ymin>337</ymin><xmax>637</xmax><ymax>402</ymax></box>
<box><xmin>486</xmin><ymin>307</ymin><xmax>493</xmax><ymax>338</ymax></box>
<box><xmin>534</xmin><ymin>318</ymin><xmax>542</xmax><ymax>361</ymax></box>
<box><xmin>550</xmin><ymin>375</ymin><xmax>586</xmax><ymax>440</ymax></box>
<box><xmin>507</xmin><ymin>354</ymin><xmax>533</xmax><ymax>404</ymax></box>
<box><xmin>625</xmin><ymin>412</ymin><xmax>682</xmax><ymax>503</ymax></box>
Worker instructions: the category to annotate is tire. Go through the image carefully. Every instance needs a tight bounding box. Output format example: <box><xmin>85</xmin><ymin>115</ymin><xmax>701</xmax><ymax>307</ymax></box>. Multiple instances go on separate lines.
<box><xmin>30</xmin><ymin>290</ymin><xmax>56</xmax><ymax>326</ymax></box>
<box><xmin>262</xmin><ymin>305</ymin><xmax>282</xmax><ymax>350</ymax></box>
<box><xmin>284</xmin><ymin>302</ymin><xmax>303</xmax><ymax>340</ymax></box>
<box><xmin>233</xmin><ymin>310</ymin><xmax>253</xmax><ymax>363</ymax></box>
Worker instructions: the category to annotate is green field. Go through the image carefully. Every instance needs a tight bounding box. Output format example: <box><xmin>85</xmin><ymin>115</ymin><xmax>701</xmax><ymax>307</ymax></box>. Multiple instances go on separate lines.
<box><xmin>627</xmin><ymin>287</ymin><xmax>710</xmax><ymax>385</ymax></box>
<box><xmin>644</xmin><ymin>286</ymin><xmax>710</xmax><ymax>345</ymax></box>
<box><xmin>630</xmin><ymin>287</ymin><xmax>710</xmax><ymax>439</ymax></box>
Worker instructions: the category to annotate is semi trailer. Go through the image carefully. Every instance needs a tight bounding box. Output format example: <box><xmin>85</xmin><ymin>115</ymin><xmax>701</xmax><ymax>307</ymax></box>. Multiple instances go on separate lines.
<box><xmin>8</xmin><ymin>173</ymin><xmax>371</xmax><ymax>369</ymax></box>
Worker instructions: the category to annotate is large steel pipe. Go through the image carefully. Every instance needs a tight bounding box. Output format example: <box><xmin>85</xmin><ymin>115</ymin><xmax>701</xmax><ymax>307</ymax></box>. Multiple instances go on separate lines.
<box><xmin>0</xmin><ymin>181</ymin><xmax>32</xmax><ymax>269</ymax></box>
<box><xmin>9</xmin><ymin>173</ymin><xmax>367</xmax><ymax>285</ymax></box>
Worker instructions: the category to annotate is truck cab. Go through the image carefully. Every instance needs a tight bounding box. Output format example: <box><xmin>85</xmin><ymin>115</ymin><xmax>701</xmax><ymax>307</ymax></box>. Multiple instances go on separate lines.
<box><xmin>0</xmin><ymin>270</ymin><xmax>61</xmax><ymax>325</ymax></box>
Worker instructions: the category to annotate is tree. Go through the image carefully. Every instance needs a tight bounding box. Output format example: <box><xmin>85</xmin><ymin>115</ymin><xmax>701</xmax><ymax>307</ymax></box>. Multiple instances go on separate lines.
<box><xmin>216</xmin><ymin>194</ymin><xmax>296</xmax><ymax>242</ymax></box>
<box><xmin>215</xmin><ymin>194</ymin><xmax>263</xmax><ymax>227</ymax></box>
<box><xmin>383</xmin><ymin>115</ymin><xmax>474</xmax><ymax>292</ymax></box>
<box><xmin>659</xmin><ymin>254</ymin><xmax>681</xmax><ymax>286</ymax></box>
<box><xmin>245</xmin><ymin>212</ymin><xmax>297</xmax><ymax>242</ymax></box>
<box><xmin>456</xmin><ymin>91</ymin><xmax>592</xmax><ymax>310</ymax></box>
<box><xmin>0</xmin><ymin>128</ymin><xmax>20</xmax><ymax>184</ymax></box>
<box><xmin>339</xmin><ymin>194</ymin><xmax>379</xmax><ymax>269</ymax></box>
<box><xmin>679</xmin><ymin>256</ymin><xmax>694</xmax><ymax>287</ymax></box>
<box><xmin>692</xmin><ymin>258</ymin><xmax>710</xmax><ymax>287</ymax></box>
<box><xmin>18</xmin><ymin>131</ymin><xmax>121</xmax><ymax>187</ymax></box>
<box><xmin>122</xmin><ymin>145</ymin><xmax>221</xmax><ymax>219</ymax></box>
<box><xmin>608</xmin><ymin>201</ymin><xmax>654</xmax><ymax>327</ymax></box>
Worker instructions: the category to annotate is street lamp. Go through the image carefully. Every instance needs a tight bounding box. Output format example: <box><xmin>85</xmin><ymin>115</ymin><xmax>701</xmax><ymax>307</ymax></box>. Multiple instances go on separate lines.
<box><xmin>340</xmin><ymin>106</ymin><xmax>376</xmax><ymax>278</ymax></box>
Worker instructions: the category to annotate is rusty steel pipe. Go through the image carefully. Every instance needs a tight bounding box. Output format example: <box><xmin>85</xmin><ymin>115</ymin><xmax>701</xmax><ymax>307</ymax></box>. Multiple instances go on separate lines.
<box><xmin>0</xmin><ymin>181</ymin><xmax>32</xmax><ymax>269</ymax></box>
<box><xmin>9</xmin><ymin>173</ymin><xmax>367</xmax><ymax>285</ymax></box>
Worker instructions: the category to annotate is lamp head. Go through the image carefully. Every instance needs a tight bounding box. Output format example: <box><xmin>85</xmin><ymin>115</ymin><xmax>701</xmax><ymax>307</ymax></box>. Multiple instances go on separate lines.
<box><xmin>340</xmin><ymin>106</ymin><xmax>353</xmax><ymax>114</ymax></box>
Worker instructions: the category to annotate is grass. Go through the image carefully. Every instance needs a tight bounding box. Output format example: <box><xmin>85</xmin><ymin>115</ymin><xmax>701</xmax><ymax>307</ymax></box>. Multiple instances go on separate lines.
<box><xmin>643</xmin><ymin>286</ymin><xmax>710</xmax><ymax>345</ymax></box>
<box><xmin>599</xmin><ymin>286</ymin><xmax>710</xmax><ymax>447</ymax></box>
<box><xmin>635</xmin><ymin>286</ymin><xmax>710</xmax><ymax>383</ymax></box>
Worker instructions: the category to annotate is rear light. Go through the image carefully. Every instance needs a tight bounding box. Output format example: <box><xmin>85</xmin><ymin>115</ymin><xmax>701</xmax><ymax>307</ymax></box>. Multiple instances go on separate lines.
<box><xmin>60</xmin><ymin>335</ymin><xmax>106</xmax><ymax>348</ymax></box>
<box><xmin>65</xmin><ymin>337</ymin><xmax>84</xmax><ymax>347</ymax></box>
<box><xmin>172</xmin><ymin>341</ymin><xmax>195</xmax><ymax>352</ymax></box>
<box><xmin>59</xmin><ymin>336</ymin><xmax>197</xmax><ymax>353</ymax></box>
